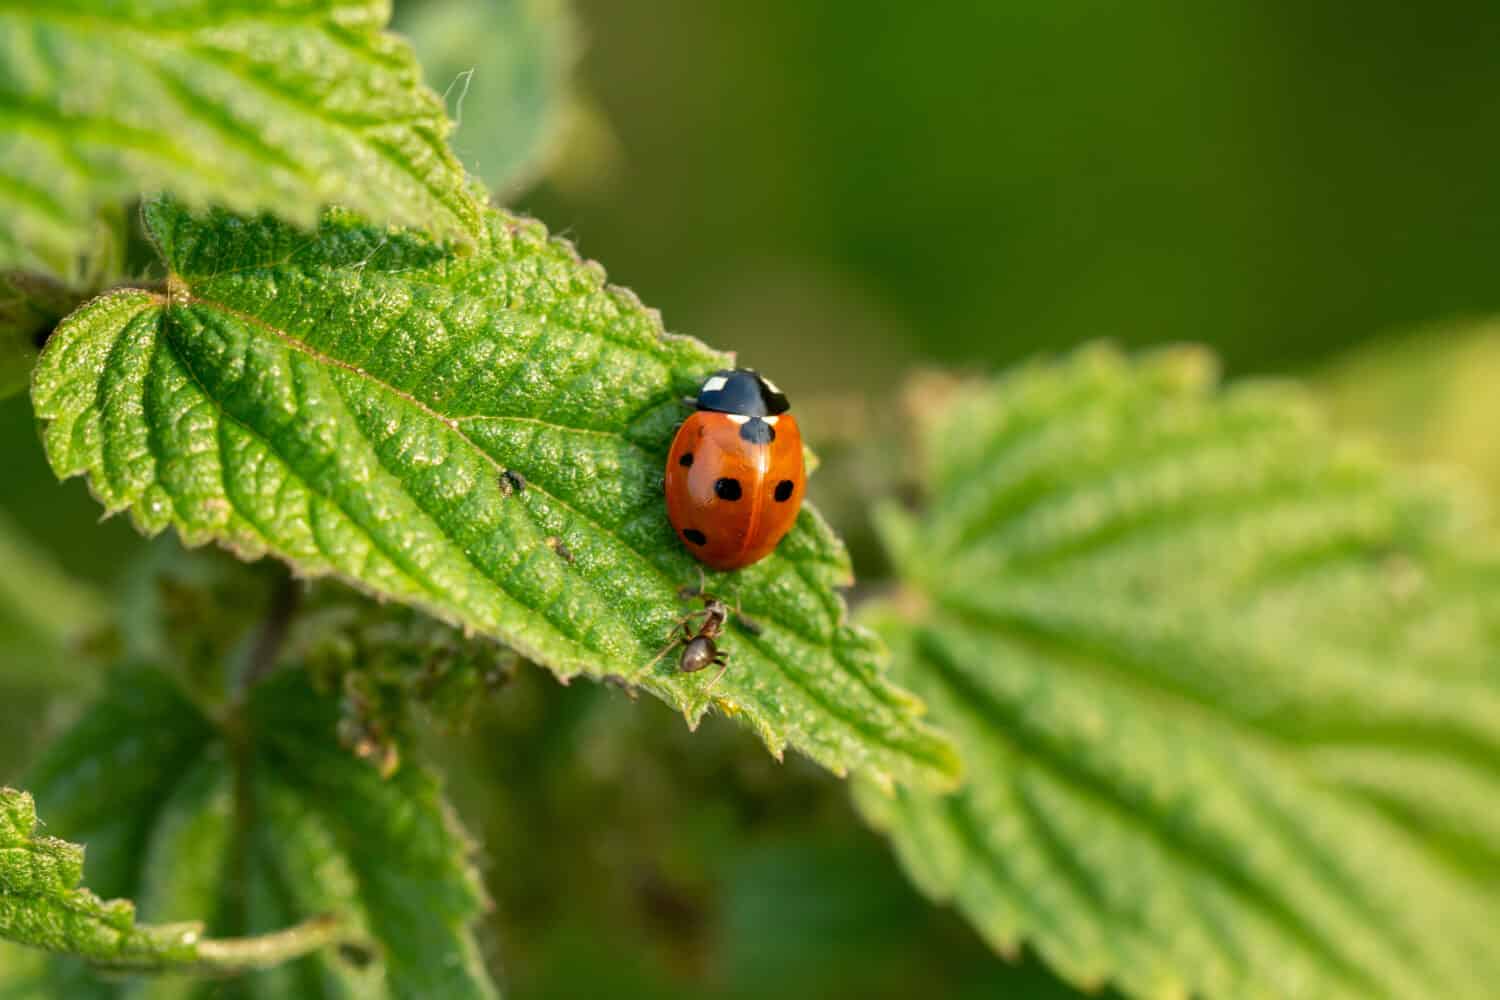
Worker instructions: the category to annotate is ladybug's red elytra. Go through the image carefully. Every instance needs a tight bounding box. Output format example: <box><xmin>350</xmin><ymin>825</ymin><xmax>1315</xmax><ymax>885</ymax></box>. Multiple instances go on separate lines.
<box><xmin>665</xmin><ymin>369</ymin><xmax>806</xmax><ymax>571</ymax></box>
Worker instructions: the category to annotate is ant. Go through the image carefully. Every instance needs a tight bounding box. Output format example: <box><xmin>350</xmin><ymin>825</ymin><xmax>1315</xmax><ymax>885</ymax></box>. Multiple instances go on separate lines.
<box><xmin>644</xmin><ymin>573</ymin><xmax>761</xmax><ymax>690</ymax></box>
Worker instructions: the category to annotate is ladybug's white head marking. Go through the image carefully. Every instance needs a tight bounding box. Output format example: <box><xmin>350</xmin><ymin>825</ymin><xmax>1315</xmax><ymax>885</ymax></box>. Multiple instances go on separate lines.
<box><xmin>701</xmin><ymin>375</ymin><xmax>729</xmax><ymax>394</ymax></box>
<box><xmin>726</xmin><ymin>413</ymin><xmax>750</xmax><ymax>425</ymax></box>
<box><xmin>763</xmin><ymin>415</ymin><xmax>780</xmax><ymax>426</ymax></box>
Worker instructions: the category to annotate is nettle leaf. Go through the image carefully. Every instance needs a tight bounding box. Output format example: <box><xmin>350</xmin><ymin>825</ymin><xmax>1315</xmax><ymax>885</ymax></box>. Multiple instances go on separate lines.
<box><xmin>0</xmin><ymin>666</ymin><xmax>496</xmax><ymax>998</ymax></box>
<box><xmin>0</xmin><ymin>786</ymin><xmax>200</xmax><ymax>969</ymax></box>
<box><xmin>1319</xmin><ymin>315</ymin><xmax>1500</xmax><ymax>507</ymax></box>
<box><xmin>856</xmin><ymin>347</ymin><xmax>1500</xmax><ymax>1000</ymax></box>
<box><xmin>398</xmin><ymin>0</ymin><xmax>580</xmax><ymax>196</ymax></box>
<box><xmin>31</xmin><ymin>199</ymin><xmax>957</xmax><ymax>790</ymax></box>
<box><xmin>0</xmin><ymin>0</ymin><xmax>482</xmax><ymax>278</ymax></box>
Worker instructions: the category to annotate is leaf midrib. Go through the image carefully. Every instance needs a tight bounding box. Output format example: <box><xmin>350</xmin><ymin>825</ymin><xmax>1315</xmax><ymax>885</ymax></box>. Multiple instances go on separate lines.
<box><xmin>0</xmin><ymin>4</ymin><xmax>477</xmax><ymax>238</ymax></box>
<box><xmin>910</xmin><ymin>627</ymin><xmax>1389</xmax><ymax>999</ymax></box>
<box><xmin>156</xmin><ymin>297</ymin><xmax>605</xmax><ymax>669</ymax></box>
<box><xmin>156</xmin><ymin>287</ymin><xmax>932</xmax><ymax>764</ymax></box>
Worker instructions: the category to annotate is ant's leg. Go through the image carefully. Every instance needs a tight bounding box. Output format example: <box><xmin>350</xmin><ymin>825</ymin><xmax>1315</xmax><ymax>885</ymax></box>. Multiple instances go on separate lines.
<box><xmin>733</xmin><ymin>602</ymin><xmax>764</xmax><ymax>637</ymax></box>
<box><xmin>641</xmin><ymin>613</ymin><xmax>695</xmax><ymax>672</ymax></box>
<box><xmin>678</xmin><ymin>566</ymin><xmax>710</xmax><ymax>602</ymax></box>
<box><xmin>642</xmin><ymin>636</ymin><xmax>683</xmax><ymax>672</ymax></box>
<box><xmin>704</xmin><ymin>654</ymin><xmax>731</xmax><ymax>692</ymax></box>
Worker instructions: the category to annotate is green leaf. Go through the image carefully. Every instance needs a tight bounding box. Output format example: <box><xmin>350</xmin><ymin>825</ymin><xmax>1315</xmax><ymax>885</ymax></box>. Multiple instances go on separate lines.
<box><xmin>1318</xmin><ymin>316</ymin><xmax>1500</xmax><ymax>507</ymax></box>
<box><xmin>856</xmin><ymin>347</ymin><xmax>1500</xmax><ymax>1000</ymax></box>
<box><xmin>0</xmin><ymin>0</ymin><xmax>483</xmax><ymax>279</ymax></box>
<box><xmin>0</xmin><ymin>665</ymin><xmax>496</xmax><ymax>997</ymax></box>
<box><xmin>0</xmin><ymin>506</ymin><xmax>110</xmax><ymax>690</ymax></box>
<box><xmin>0</xmin><ymin>785</ymin><xmax>200</xmax><ymax>969</ymax></box>
<box><xmin>31</xmin><ymin>199</ymin><xmax>957</xmax><ymax>790</ymax></box>
<box><xmin>397</xmin><ymin>0</ymin><xmax>581</xmax><ymax>196</ymax></box>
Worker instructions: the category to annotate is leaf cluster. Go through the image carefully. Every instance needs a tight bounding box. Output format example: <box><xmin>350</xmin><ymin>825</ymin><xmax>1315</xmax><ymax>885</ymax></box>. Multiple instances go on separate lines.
<box><xmin>2</xmin><ymin>1</ymin><xmax>1500</xmax><ymax>999</ymax></box>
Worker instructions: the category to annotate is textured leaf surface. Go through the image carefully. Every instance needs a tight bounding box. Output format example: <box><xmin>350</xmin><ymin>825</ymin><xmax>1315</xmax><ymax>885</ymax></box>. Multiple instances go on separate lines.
<box><xmin>0</xmin><ymin>785</ymin><xmax>200</xmax><ymax>969</ymax></box>
<box><xmin>0</xmin><ymin>0</ymin><xmax>482</xmax><ymax>278</ymax></box>
<box><xmin>398</xmin><ymin>0</ymin><xmax>579</xmax><ymax>195</ymax></box>
<box><xmin>31</xmin><ymin>199</ymin><xmax>956</xmax><ymax>789</ymax></box>
<box><xmin>857</xmin><ymin>348</ymin><xmax>1500</xmax><ymax>1000</ymax></box>
<box><xmin>0</xmin><ymin>666</ymin><xmax>496</xmax><ymax>998</ymax></box>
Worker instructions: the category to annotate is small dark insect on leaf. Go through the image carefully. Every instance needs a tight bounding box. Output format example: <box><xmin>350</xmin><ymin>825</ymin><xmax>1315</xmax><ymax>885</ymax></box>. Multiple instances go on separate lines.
<box><xmin>678</xmin><ymin>579</ymin><xmax>762</xmax><ymax>635</ymax></box>
<box><xmin>645</xmin><ymin>591</ymin><xmax>733</xmax><ymax>688</ymax></box>
<box><xmin>500</xmin><ymin>468</ymin><xmax>527</xmax><ymax>496</ymax></box>
<box><xmin>337</xmin><ymin>940</ymin><xmax>380</xmax><ymax>969</ymax></box>
<box><xmin>546</xmin><ymin>535</ymin><xmax>575</xmax><ymax>563</ymax></box>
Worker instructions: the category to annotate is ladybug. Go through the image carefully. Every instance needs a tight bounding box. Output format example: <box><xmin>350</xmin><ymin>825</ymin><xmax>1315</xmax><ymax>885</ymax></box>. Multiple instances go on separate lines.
<box><xmin>665</xmin><ymin>368</ymin><xmax>806</xmax><ymax>570</ymax></box>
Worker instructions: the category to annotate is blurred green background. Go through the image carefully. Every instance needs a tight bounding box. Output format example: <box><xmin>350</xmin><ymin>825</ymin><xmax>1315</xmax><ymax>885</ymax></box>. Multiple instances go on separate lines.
<box><xmin>5</xmin><ymin>0</ymin><xmax>1500</xmax><ymax>996</ymax></box>
<box><xmin>521</xmin><ymin>0</ymin><xmax>1500</xmax><ymax>392</ymax></box>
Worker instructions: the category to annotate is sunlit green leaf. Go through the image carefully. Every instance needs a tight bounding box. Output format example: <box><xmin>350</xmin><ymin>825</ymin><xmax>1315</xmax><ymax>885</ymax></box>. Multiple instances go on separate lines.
<box><xmin>858</xmin><ymin>346</ymin><xmax>1500</xmax><ymax>1000</ymax></box>
<box><xmin>0</xmin><ymin>785</ymin><xmax>200</xmax><ymax>970</ymax></box>
<box><xmin>0</xmin><ymin>666</ymin><xmax>496</xmax><ymax>998</ymax></box>
<box><xmin>0</xmin><ymin>0</ymin><xmax>483</xmax><ymax>279</ymax></box>
<box><xmin>31</xmin><ymin>199</ymin><xmax>957</xmax><ymax>790</ymax></box>
<box><xmin>1318</xmin><ymin>316</ymin><xmax>1500</xmax><ymax>508</ymax></box>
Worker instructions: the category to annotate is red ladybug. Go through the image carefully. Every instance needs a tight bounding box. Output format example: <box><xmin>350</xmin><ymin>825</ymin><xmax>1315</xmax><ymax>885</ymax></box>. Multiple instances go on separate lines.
<box><xmin>665</xmin><ymin>369</ymin><xmax>806</xmax><ymax>570</ymax></box>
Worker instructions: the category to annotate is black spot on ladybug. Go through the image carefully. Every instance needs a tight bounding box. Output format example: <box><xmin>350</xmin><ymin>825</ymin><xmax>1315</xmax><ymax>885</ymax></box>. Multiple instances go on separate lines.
<box><xmin>500</xmin><ymin>469</ymin><xmax>527</xmax><ymax>495</ymax></box>
<box><xmin>679</xmin><ymin>452</ymin><xmax>694</xmax><ymax>467</ymax></box>
<box><xmin>739</xmin><ymin>417</ymin><xmax>775</xmax><ymax>444</ymax></box>
<box><xmin>682</xmin><ymin>528</ymin><xmax>708</xmax><ymax>546</ymax></box>
<box><xmin>714</xmin><ymin>477</ymin><xmax>742</xmax><ymax>501</ymax></box>
<box><xmin>774</xmin><ymin>479</ymin><xmax>795</xmax><ymax>502</ymax></box>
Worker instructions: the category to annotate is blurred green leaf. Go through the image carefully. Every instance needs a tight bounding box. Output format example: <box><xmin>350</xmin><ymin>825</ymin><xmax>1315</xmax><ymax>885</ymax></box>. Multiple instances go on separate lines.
<box><xmin>398</xmin><ymin>0</ymin><xmax>580</xmax><ymax>196</ymax></box>
<box><xmin>723</xmin><ymin>837</ymin><xmax>1102</xmax><ymax>1000</ymax></box>
<box><xmin>31</xmin><ymin>198</ymin><xmax>957</xmax><ymax>790</ymax></box>
<box><xmin>1318</xmin><ymin>317</ymin><xmax>1500</xmax><ymax>506</ymax></box>
<box><xmin>0</xmin><ymin>507</ymin><xmax>109</xmax><ymax>690</ymax></box>
<box><xmin>0</xmin><ymin>272</ymin><xmax>86</xmax><ymax>400</ymax></box>
<box><xmin>858</xmin><ymin>347</ymin><xmax>1500</xmax><ymax>1000</ymax></box>
<box><xmin>0</xmin><ymin>0</ymin><xmax>483</xmax><ymax>279</ymax></box>
<box><xmin>0</xmin><ymin>666</ymin><xmax>496</xmax><ymax>997</ymax></box>
<box><xmin>0</xmin><ymin>500</ymin><xmax>115</xmax><ymax>784</ymax></box>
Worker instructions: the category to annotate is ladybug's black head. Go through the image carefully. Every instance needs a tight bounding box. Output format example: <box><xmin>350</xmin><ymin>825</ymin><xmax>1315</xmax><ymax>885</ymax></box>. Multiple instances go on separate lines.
<box><xmin>695</xmin><ymin>369</ymin><xmax>790</xmax><ymax>417</ymax></box>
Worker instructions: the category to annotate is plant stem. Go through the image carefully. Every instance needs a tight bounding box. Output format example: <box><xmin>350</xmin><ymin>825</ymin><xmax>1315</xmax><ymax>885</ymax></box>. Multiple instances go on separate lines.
<box><xmin>240</xmin><ymin>572</ymin><xmax>300</xmax><ymax>693</ymax></box>
<box><xmin>91</xmin><ymin>914</ymin><xmax>366</xmax><ymax>975</ymax></box>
